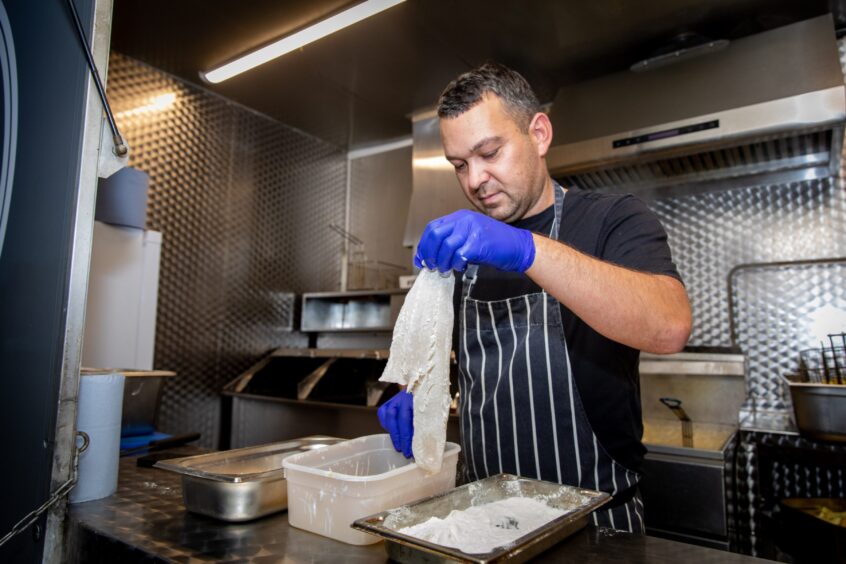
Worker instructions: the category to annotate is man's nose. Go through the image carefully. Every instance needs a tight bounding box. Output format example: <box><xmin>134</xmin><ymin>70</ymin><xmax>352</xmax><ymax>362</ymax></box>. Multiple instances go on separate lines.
<box><xmin>467</xmin><ymin>161</ymin><xmax>489</xmax><ymax>192</ymax></box>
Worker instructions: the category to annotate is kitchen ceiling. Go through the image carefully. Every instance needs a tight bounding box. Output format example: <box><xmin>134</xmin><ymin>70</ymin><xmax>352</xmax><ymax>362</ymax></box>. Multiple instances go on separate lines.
<box><xmin>111</xmin><ymin>0</ymin><xmax>846</xmax><ymax>148</ymax></box>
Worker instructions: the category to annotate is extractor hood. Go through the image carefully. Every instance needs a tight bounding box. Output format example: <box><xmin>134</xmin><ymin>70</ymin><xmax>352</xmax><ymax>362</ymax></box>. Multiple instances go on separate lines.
<box><xmin>547</xmin><ymin>14</ymin><xmax>846</xmax><ymax>197</ymax></box>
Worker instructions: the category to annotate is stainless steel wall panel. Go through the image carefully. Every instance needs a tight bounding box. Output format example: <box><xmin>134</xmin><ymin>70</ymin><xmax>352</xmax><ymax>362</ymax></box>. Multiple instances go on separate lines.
<box><xmin>404</xmin><ymin>113</ymin><xmax>472</xmax><ymax>247</ymax></box>
<box><xmin>348</xmin><ymin>145</ymin><xmax>414</xmax><ymax>289</ymax></box>
<box><xmin>650</xmin><ymin>177</ymin><xmax>846</xmax><ymax>350</ymax></box>
<box><xmin>730</xmin><ymin>261</ymin><xmax>846</xmax><ymax>408</ymax></box>
<box><xmin>108</xmin><ymin>54</ymin><xmax>232</xmax><ymax>448</ymax></box>
<box><xmin>107</xmin><ymin>54</ymin><xmax>345</xmax><ymax>447</ymax></box>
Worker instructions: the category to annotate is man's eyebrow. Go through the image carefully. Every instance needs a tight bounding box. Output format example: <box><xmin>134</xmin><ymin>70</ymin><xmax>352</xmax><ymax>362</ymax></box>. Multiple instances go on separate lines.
<box><xmin>471</xmin><ymin>136</ymin><xmax>504</xmax><ymax>153</ymax></box>
<box><xmin>445</xmin><ymin>136</ymin><xmax>504</xmax><ymax>161</ymax></box>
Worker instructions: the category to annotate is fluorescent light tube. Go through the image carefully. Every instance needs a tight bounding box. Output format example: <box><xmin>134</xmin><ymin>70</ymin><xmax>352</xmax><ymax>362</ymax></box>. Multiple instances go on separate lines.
<box><xmin>202</xmin><ymin>0</ymin><xmax>405</xmax><ymax>84</ymax></box>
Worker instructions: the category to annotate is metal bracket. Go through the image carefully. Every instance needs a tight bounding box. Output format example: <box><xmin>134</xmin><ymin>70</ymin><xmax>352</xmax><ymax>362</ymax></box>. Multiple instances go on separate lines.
<box><xmin>297</xmin><ymin>359</ymin><xmax>336</xmax><ymax>400</ymax></box>
<box><xmin>97</xmin><ymin>117</ymin><xmax>129</xmax><ymax>179</ymax></box>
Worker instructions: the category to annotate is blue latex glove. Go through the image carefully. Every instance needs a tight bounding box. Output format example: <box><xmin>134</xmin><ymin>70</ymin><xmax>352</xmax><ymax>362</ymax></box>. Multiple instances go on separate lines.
<box><xmin>414</xmin><ymin>210</ymin><xmax>536</xmax><ymax>273</ymax></box>
<box><xmin>377</xmin><ymin>390</ymin><xmax>414</xmax><ymax>458</ymax></box>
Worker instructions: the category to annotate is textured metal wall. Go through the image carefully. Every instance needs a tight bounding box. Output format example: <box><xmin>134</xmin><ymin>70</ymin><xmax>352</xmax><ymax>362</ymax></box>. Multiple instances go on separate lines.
<box><xmin>348</xmin><ymin>146</ymin><xmax>414</xmax><ymax>289</ymax></box>
<box><xmin>107</xmin><ymin>53</ymin><xmax>345</xmax><ymax>447</ymax></box>
<box><xmin>731</xmin><ymin>260</ymin><xmax>846</xmax><ymax>408</ymax></box>
<box><xmin>651</xmin><ymin>177</ymin><xmax>846</xmax><ymax>350</ymax></box>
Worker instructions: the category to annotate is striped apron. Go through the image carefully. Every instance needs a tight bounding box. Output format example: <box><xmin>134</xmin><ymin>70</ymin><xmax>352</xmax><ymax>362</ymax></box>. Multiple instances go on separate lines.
<box><xmin>457</xmin><ymin>183</ymin><xmax>645</xmax><ymax>533</ymax></box>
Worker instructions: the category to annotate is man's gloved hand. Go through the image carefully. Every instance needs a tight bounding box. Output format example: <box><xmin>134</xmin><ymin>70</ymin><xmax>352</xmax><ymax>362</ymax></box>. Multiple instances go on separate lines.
<box><xmin>377</xmin><ymin>390</ymin><xmax>414</xmax><ymax>458</ymax></box>
<box><xmin>414</xmin><ymin>210</ymin><xmax>536</xmax><ymax>273</ymax></box>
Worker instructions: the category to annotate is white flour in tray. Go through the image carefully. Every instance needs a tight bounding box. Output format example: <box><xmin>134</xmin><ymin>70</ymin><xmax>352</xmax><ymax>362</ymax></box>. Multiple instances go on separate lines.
<box><xmin>397</xmin><ymin>497</ymin><xmax>566</xmax><ymax>554</ymax></box>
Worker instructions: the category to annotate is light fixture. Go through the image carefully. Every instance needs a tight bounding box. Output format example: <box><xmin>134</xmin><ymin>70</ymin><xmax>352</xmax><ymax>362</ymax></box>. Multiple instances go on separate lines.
<box><xmin>115</xmin><ymin>92</ymin><xmax>177</xmax><ymax>119</ymax></box>
<box><xmin>202</xmin><ymin>0</ymin><xmax>406</xmax><ymax>84</ymax></box>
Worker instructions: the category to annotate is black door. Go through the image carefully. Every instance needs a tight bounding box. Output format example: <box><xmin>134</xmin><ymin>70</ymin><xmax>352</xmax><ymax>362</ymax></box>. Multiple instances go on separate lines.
<box><xmin>0</xmin><ymin>1</ymin><xmax>97</xmax><ymax>562</ymax></box>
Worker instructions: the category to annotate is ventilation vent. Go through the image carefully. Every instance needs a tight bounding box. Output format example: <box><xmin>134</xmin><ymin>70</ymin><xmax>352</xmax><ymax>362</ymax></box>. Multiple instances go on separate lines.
<box><xmin>559</xmin><ymin>128</ymin><xmax>842</xmax><ymax>196</ymax></box>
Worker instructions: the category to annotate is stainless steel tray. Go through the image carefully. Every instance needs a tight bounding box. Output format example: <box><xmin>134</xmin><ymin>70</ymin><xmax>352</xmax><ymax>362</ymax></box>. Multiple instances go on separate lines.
<box><xmin>352</xmin><ymin>473</ymin><xmax>610</xmax><ymax>563</ymax></box>
<box><xmin>155</xmin><ymin>436</ymin><xmax>342</xmax><ymax>521</ymax></box>
<box><xmin>783</xmin><ymin>375</ymin><xmax>846</xmax><ymax>442</ymax></box>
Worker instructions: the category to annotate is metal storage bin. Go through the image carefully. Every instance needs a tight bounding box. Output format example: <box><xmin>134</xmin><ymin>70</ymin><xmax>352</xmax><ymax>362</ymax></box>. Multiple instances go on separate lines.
<box><xmin>353</xmin><ymin>473</ymin><xmax>610</xmax><ymax>563</ymax></box>
<box><xmin>300</xmin><ymin>290</ymin><xmax>406</xmax><ymax>332</ymax></box>
<box><xmin>155</xmin><ymin>436</ymin><xmax>343</xmax><ymax>521</ymax></box>
<box><xmin>783</xmin><ymin>375</ymin><xmax>846</xmax><ymax>442</ymax></box>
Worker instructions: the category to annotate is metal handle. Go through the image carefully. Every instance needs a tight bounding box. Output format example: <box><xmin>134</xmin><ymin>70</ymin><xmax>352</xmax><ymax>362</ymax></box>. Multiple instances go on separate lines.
<box><xmin>659</xmin><ymin>397</ymin><xmax>681</xmax><ymax>409</ymax></box>
<box><xmin>828</xmin><ymin>334</ymin><xmax>843</xmax><ymax>385</ymax></box>
<box><xmin>329</xmin><ymin>223</ymin><xmax>363</xmax><ymax>245</ymax></box>
<box><xmin>659</xmin><ymin>397</ymin><xmax>690</xmax><ymax>418</ymax></box>
<box><xmin>660</xmin><ymin>397</ymin><xmax>693</xmax><ymax>448</ymax></box>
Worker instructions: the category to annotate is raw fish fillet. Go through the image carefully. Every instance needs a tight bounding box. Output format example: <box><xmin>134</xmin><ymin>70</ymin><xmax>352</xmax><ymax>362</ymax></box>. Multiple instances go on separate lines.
<box><xmin>380</xmin><ymin>269</ymin><xmax>454</xmax><ymax>473</ymax></box>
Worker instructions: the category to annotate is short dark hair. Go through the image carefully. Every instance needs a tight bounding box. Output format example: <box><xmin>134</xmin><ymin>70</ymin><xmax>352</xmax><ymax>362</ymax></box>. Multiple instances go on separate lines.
<box><xmin>437</xmin><ymin>62</ymin><xmax>540</xmax><ymax>132</ymax></box>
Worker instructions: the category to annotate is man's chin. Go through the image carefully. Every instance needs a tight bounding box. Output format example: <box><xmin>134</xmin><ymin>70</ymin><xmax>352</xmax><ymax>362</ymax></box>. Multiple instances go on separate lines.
<box><xmin>487</xmin><ymin>208</ymin><xmax>518</xmax><ymax>222</ymax></box>
<box><xmin>471</xmin><ymin>199</ymin><xmax>517</xmax><ymax>222</ymax></box>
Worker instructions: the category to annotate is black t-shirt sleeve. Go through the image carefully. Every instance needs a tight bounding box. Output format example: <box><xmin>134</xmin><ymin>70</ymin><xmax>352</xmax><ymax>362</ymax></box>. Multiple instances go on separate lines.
<box><xmin>597</xmin><ymin>195</ymin><xmax>682</xmax><ymax>283</ymax></box>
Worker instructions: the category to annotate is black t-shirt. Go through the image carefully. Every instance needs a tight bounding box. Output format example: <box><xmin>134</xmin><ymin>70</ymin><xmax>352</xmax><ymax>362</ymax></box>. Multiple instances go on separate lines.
<box><xmin>452</xmin><ymin>186</ymin><xmax>682</xmax><ymax>472</ymax></box>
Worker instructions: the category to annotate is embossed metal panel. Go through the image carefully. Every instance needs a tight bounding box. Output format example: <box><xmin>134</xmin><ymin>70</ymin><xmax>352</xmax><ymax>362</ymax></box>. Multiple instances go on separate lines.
<box><xmin>107</xmin><ymin>53</ymin><xmax>345</xmax><ymax>447</ymax></box>
<box><xmin>349</xmin><ymin>146</ymin><xmax>414</xmax><ymax>289</ymax></box>
<box><xmin>651</xmin><ymin>177</ymin><xmax>846</xmax><ymax>350</ymax></box>
<box><xmin>731</xmin><ymin>261</ymin><xmax>846</xmax><ymax>407</ymax></box>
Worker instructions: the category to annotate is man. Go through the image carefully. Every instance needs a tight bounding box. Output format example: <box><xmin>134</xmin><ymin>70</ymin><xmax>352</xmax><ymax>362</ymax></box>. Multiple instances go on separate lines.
<box><xmin>378</xmin><ymin>63</ymin><xmax>692</xmax><ymax>533</ymax></box>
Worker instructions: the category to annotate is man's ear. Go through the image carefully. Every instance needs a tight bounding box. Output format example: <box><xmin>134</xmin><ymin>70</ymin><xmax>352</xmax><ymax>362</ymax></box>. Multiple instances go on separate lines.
<box><xmin>529</xmin><ymin>112</ymin><xmax>553</xmax><ymax>158</ymax></box>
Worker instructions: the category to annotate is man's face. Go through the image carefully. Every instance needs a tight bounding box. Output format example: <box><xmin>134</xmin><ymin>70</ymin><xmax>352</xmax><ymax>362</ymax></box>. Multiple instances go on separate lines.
<box><xmin>440</xmin><ymin>93</ymin><xmax>548</xmax><ymax>223</ymax></box>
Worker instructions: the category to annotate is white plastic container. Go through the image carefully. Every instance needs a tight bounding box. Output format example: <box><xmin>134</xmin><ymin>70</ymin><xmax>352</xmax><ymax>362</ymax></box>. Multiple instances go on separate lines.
<box><xmin>282</xmin><ymin>434</ymin><xmax>460</xmax><ymax>545</ymax></box>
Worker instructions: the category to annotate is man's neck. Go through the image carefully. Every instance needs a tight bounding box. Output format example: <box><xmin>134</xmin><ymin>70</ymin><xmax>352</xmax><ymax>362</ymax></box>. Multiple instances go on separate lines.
<box><xmin>521</xmin><ymin>175</ymin><xmax>556</xmax><ymax>220</ymax></box>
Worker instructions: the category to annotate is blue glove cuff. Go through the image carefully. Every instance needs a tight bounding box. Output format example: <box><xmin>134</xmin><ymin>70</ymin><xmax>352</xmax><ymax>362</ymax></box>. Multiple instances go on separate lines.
<box><xmin>515</xmin><ymin>228</ymin><xmax>536</xmax><ymax>272</ymax></box>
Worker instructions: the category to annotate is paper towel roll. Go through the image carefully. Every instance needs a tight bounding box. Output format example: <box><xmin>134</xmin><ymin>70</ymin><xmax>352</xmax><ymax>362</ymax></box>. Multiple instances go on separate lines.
<box><xmin>71</xmin><ymin>371</ymin><xmax>125</xmax><ymax>503</ymax></box>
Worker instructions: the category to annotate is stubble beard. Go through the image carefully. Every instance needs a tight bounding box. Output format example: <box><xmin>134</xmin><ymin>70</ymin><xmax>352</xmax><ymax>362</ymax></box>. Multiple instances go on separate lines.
<box><xmin>475</xmin><ymin>187</ymin><xmax>533</xmax><ymax>224</ymax></box>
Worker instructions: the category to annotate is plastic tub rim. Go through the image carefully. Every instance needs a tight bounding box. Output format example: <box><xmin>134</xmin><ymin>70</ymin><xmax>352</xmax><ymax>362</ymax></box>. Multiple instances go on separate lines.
<box><xmin>282</xmin><ymin>433</ymin><xmax>461</xmax><ymax>483</ymax></box>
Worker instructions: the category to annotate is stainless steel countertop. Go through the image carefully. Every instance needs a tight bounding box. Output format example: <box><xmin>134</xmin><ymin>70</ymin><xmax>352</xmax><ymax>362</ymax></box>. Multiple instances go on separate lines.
<box><xmin>738</xmin><ymin>409</ymin><xmax>800</xmax><ymax>435</ymax></box>
<box><xmin>66</xmin><ymin>449</ymin><xmax>773</xmax><ymax>563</ymax></box>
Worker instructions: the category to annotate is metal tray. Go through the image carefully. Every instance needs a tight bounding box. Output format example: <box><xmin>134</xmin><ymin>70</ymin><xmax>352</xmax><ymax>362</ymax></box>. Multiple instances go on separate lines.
<box><xmin>783</xmin><ymin>375</ymin><xmax>846</xmax><ymax>442</ymax></box>
<box><xmin>155</xmin><ymin>436</ymin><xmax>342</xmax><ymax>521</ymax></box>
<box><xmin>352</xmin><ymin>473</ymin><xmax>610</xmax><ymax>563</ymax></box>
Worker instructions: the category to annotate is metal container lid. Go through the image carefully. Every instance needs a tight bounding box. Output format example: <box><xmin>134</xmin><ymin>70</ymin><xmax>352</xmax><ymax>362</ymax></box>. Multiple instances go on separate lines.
<box><xmin>155</xmin><ymin>436</ymin><xmax>341</xmax><ymax>483</ymax></box>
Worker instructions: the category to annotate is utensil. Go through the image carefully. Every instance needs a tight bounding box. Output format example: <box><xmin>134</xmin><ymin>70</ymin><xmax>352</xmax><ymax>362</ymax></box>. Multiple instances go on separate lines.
<box><xmin>799</xmin><ymin>337</ymin><xmax>846</xmax><ymax>385</ymax></box>
<box><xmin>829</xmin><ymin>334</ymin><xmax>843</xmax><ymax>385</ymax></box>
<box><xmin>660</xmin><ymin>397</ymin><xmax>693</xmax><ymax>447</ymax></box>
<box><xmin>821</xmin><ymin>340</ymin><xmax>832</xmax><ymax>383</ymax></box>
